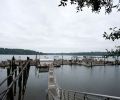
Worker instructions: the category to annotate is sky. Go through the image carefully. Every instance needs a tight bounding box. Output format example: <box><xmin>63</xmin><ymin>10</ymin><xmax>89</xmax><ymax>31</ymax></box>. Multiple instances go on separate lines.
<box><xmin>0</xmin><ymin>0</ymin><xmax>120</xmax><ymax>53</ymax></box>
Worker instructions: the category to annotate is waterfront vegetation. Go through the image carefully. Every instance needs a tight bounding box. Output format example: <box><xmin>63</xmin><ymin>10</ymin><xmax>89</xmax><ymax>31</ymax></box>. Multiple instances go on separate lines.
<box><xmin>0</xmin><ymin>48</ymin><xmax>108</xmax><ymax>56</ymax></box>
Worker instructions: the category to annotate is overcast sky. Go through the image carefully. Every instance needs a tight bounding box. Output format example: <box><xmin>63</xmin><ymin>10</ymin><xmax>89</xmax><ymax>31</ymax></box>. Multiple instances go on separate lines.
<box><xmin>0</xmin><ymin>0</ymin><xmax>120</xmax><ymax>53</ymax></box>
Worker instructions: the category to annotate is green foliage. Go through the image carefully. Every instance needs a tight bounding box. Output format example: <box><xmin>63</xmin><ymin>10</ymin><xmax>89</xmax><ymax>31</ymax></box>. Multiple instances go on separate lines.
<box><xmin>59</xmin><ymin>0</ymin><xmax>120</xmax><ymax>13</ymax></box>
<box><xmin>106</xmin><ymin>46</ymin><xmax>120</xmax><ymax>57</ymax></box>
<box><xmin>103</xmin><ymin>27</ymin><xmax>120</xmax><ymax>57</ymax></box>
<box><xmin>103</xmin><ymin>27</ymin><xmax>120</xmax><ymax>41</ymax></box>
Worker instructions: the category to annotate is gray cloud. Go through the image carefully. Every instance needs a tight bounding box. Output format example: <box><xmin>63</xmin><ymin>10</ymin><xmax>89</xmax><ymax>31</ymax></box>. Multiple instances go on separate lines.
<box><xmin>0</xmin><ymin>0</ymin><xmax>120</xmax><ymax>53</ymax></box>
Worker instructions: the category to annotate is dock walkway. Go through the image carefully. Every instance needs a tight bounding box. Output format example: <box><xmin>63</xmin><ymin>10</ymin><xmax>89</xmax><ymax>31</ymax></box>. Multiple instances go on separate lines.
<box><xmin>48</xmin><ymin>65</ymin><xmax>120</xmax><ymax>100</ymax></box>
<box><xmin>48</xmin><ymin>65</ymin><xmax>60</xmax><ymax>100</ymax></box>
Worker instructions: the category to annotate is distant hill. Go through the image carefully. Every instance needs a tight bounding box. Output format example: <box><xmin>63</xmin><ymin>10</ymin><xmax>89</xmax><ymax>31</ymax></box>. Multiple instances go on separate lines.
<box><xmin>0</xmin><ymin>48</ymin><xmax>107</xmax><ymax>56</ymax></box>
<box><xmin>0</xmin><ymin>48</ymin><xmax>42</xmax><ymax>55</ymax></box>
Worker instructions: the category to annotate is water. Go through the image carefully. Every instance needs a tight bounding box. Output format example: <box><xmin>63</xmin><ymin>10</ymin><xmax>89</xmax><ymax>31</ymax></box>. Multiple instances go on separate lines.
<box><xmin>23</xmin><ymin>66</ymin><xmax>48</xmax><ymax>100</ymax></box>
<box><xmin>55</xmin><ymin>65</ymin><xmax>120</xmax><ymax>97</ymax></box>
<box><xmin>0</xmin><ymin>66</ymin><xmax>48</xmax><ymax>100</ymax></box>
<box><xmin>0</xmin><ymin>55</ymin><xmax>120</xmax><ymax>100</ymax></box>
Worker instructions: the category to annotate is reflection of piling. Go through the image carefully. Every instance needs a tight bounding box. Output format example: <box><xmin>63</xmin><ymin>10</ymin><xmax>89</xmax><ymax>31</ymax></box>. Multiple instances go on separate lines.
<box><xmin>114</xmin><ymin>56</ymin><xmax>119</xmax><ymax>66</ymax></box>
<box><xmin>70</xmin><ymin>57</ymin><xmax>72</xmax><ymax>65</ymax></box>
<box><xmin>7</xmin><ymin>68</ymin><xmax>11</xmax><ymax>87</ymax></box>
<box><xmin>91</xmin><ymin>61</ymin><xmax>92</xmax><ymax>67</ymax></box>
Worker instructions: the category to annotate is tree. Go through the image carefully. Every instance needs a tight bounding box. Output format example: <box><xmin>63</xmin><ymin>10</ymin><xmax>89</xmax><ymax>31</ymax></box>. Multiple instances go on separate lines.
<box><xmin>103</xmin><ymin>27</ymin><xmax>120</xmax><ymax>41</ymax></box>
<box><xmin>59</xmin><ymin>0</ymin><xmax>120</xmax><ymax>13</ymax></box>
<box><xmin>59</xmin><ymin>0</ymin><xmax>120</xmax><ymax>57</ymax></box>
<box><xmin>103</xmin><ymin>28</ymin><xmax>120</xmax><ymax>57</ymax></box>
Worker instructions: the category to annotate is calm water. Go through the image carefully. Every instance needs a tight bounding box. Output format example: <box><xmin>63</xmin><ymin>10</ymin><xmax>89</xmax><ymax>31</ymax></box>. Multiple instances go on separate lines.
<box><xmin>0</xmin><ymin>55</ymin><xmax>120</xmax><ymax>100</ymax></box>
<box><xmin>55</xmin><ymin>65</ymin><xmax>120</xmax><ymax>97</ymax></box>
<box><xmin>0</xmin><ymin>66</ymin><xmax>48</xmax><ymax>100</ymax></box>
<box><xmin>23</xmin><ymin>66</ymin><xmax>48</xmax><ymax>100</ymax></box>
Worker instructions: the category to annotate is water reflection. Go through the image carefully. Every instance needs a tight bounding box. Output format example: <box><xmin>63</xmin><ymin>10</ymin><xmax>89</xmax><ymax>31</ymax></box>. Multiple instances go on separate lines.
<box><xmin>0</xmin><ymin>65</ymin><xmax>48</xmax><ymax>100</ymax></box>
<box><xmin>55</xmin><ymin>65</ymin><xmax>120</xmax><ymax>97</ymax></box>
<box><xmin>23</xmin><ymin>66</ymin><xmax>48</xmax><ymax>100</ymax></box>
<box><xmin>6</xmin><ymin>61</ymin><xmax>30</xmax><ymax>100</ymax></box>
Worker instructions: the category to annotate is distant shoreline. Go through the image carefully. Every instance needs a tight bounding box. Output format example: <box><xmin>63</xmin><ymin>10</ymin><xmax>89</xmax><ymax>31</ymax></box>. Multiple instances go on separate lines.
<box><xmin>0</xmin><ymin>48</ymin><xmax>107</xmax><ymax>56</ymax></box>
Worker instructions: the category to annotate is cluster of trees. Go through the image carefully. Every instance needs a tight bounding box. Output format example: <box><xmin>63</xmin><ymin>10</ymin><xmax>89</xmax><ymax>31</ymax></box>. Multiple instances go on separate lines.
<box><xmin>0</xmin><ymin>48</ymin><xmax>42</xmax><ymax>55</ymax></box>
<box><xmin>59</xmin><ymin>0</ymin><xmax>120</xmax><ymax>13</ymax></box>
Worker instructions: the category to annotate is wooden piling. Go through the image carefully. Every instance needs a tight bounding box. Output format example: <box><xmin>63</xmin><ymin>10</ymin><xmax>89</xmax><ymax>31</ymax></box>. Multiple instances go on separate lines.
<box><xmin>14</xmin><ymin>66</ymin><xmax>17</xmax><ymax>96</ymax></box>
<box><xmin>7</xmin><ymin>67</ymin><xmax>14</xmax><ymax>100</ymax></box>
<box><xmin>104</xmin><ymin>56</ymin><xmax>106</xmax><ymax>66</ymax></box>
<box><xmin>18</xmin><ymin>64</ymin><xmax>22</xmax><ymax>100</ymax></box>
<box><xmin>62</xmin><ymin>55</ymin><xmax>63</xmax><ymax>65</ymax></box>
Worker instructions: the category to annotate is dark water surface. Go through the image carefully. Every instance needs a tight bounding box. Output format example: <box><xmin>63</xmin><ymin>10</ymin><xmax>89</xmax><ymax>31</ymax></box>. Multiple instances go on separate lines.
<box><xmin>23</xmin><ymin>66</ymin><xmax>48</xmax><ymax>100</ymax></box>
<box><xmin>0</xmin><ymin>66</ymin><xmax>48</xmax><ymax>100</ymax></box>
<box><xmin>55</xmin><ymin>65</ymin><xmax>120</xmax><ymax>97</ymax></box>
<box><xmin>0</xmin><ymin>65</ymin><xmax>120</xmax><ymax>100</ymax></box>
<box><xmin>0</xmin><ymin>55</ymin><xmax>120</xmax><ymax>100</ymax></box>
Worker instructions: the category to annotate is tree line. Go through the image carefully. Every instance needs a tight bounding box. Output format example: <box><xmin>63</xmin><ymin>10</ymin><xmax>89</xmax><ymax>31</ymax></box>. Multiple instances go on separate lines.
<box><xmin>0</xmin><ymin>48</ymin><xmax>42</xmax><ymax>55</ymax></box>
<box><xmin>0</xmin><ymin>48</ymin><xmax>107</xmax><ymax>56</ymax></box>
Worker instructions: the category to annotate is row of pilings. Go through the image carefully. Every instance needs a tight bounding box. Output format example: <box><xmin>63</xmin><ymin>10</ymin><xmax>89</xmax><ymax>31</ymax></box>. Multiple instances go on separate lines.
<box><xmin>1</xmin><ymin>56</ymin><xmax>30</xmax><ymax>100</ymax></box>
<box><xmin>53</xmin><ymin>56</ymin><xmax>120</xmax><ymax>67</ymax></box>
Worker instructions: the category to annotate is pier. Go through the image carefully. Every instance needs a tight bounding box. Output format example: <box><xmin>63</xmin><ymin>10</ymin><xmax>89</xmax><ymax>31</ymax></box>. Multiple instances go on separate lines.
<box><xmin>48</xmin><ymin>65</ymin><xmax>60</xmax><ymax>100</ymax></box>
<box><xmin>48</xmin><ymin>65</ymin><xmax>120</xmax><ymax>100</ymax></box>
<box><xmin>0</xmin><ymin>57</ymin><xmax>30</xmax><ymax>100</ymax></box>
<box><xmin>0</xmin><ymin>56</ymin><xmax>120</xmax><ymax>68</ymax></box>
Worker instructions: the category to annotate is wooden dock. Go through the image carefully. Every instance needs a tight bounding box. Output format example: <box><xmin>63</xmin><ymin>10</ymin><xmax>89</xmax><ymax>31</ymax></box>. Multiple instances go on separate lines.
<box><xmin>48</xmin><ymin>65</ymin><xmax>60</xmax><ymax>100</ymax></box>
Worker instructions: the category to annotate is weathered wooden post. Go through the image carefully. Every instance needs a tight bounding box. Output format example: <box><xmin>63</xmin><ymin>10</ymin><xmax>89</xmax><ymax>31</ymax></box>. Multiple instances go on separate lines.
<box><xmin>35</xmin><ymin>54</ymin><xmax>38</xmax><ymax>67</ymax></box>
<box><xmin>18</xmin><ymin>63</ymin><xmax>22</xmax><ymax>100</ymax></box>
<box><xmin>70</xmin><ymin>57</ymin><xmax>73</xmax><ymax>65</ymax></box>
<box><xmin>22</xmin><ymin>57</ymin><xmax>30</xmax><ymax>95</ymax></box>
<box><xmin>7</xmin><ymin>61</ymin><xmax>14</xmax><ymax>100</ymax></box>
<box><xmin>75</xmin><ymin>56</ymin><xmax>78</xmax><ymax>64</ymax></box>
<box><xmin>13</xmin><ymin>57</ymin><xmax>17</xmax><ymax>96</ymax></box>
<box><xmin>39</xmin><ymin>55</ymin><xmax>41</xmax><ymax>66</ymax></box>
<box><xmin>14</xmin><ymin>68</ymin><xmax>17</xmax><ymax>96</ymax></box>
<box><xmin>91</xmin><ymin>57</ymin><xmax>93</xmax><ymax>67</ymax></box>
<box><xmin>26</xmin><ymin>57</ymin><xmax>30</xmax><ymax>79</ymax></box>
<box><xmin>104</xmin><ymin>56</ymin><xmax>106</xmax><ymax>66</ymax></box>
<box><xmin>69</xmin><ymin>59</ymin><xmax>72</xmax><ymax>66</ymax></box>
<box><xmin>11</xmin><ymin>56</ymin><xmax>15</xmax><ymax>72</ymax></box>
<box><xmin>62</xmin><ymin>55</ymin><xmax>63</xmax><ymax>65</ymax></box>
<box><xmin>22</xmin><ymin>65</ymin><xmax>26</xmax><ymax>95</ymax></box>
